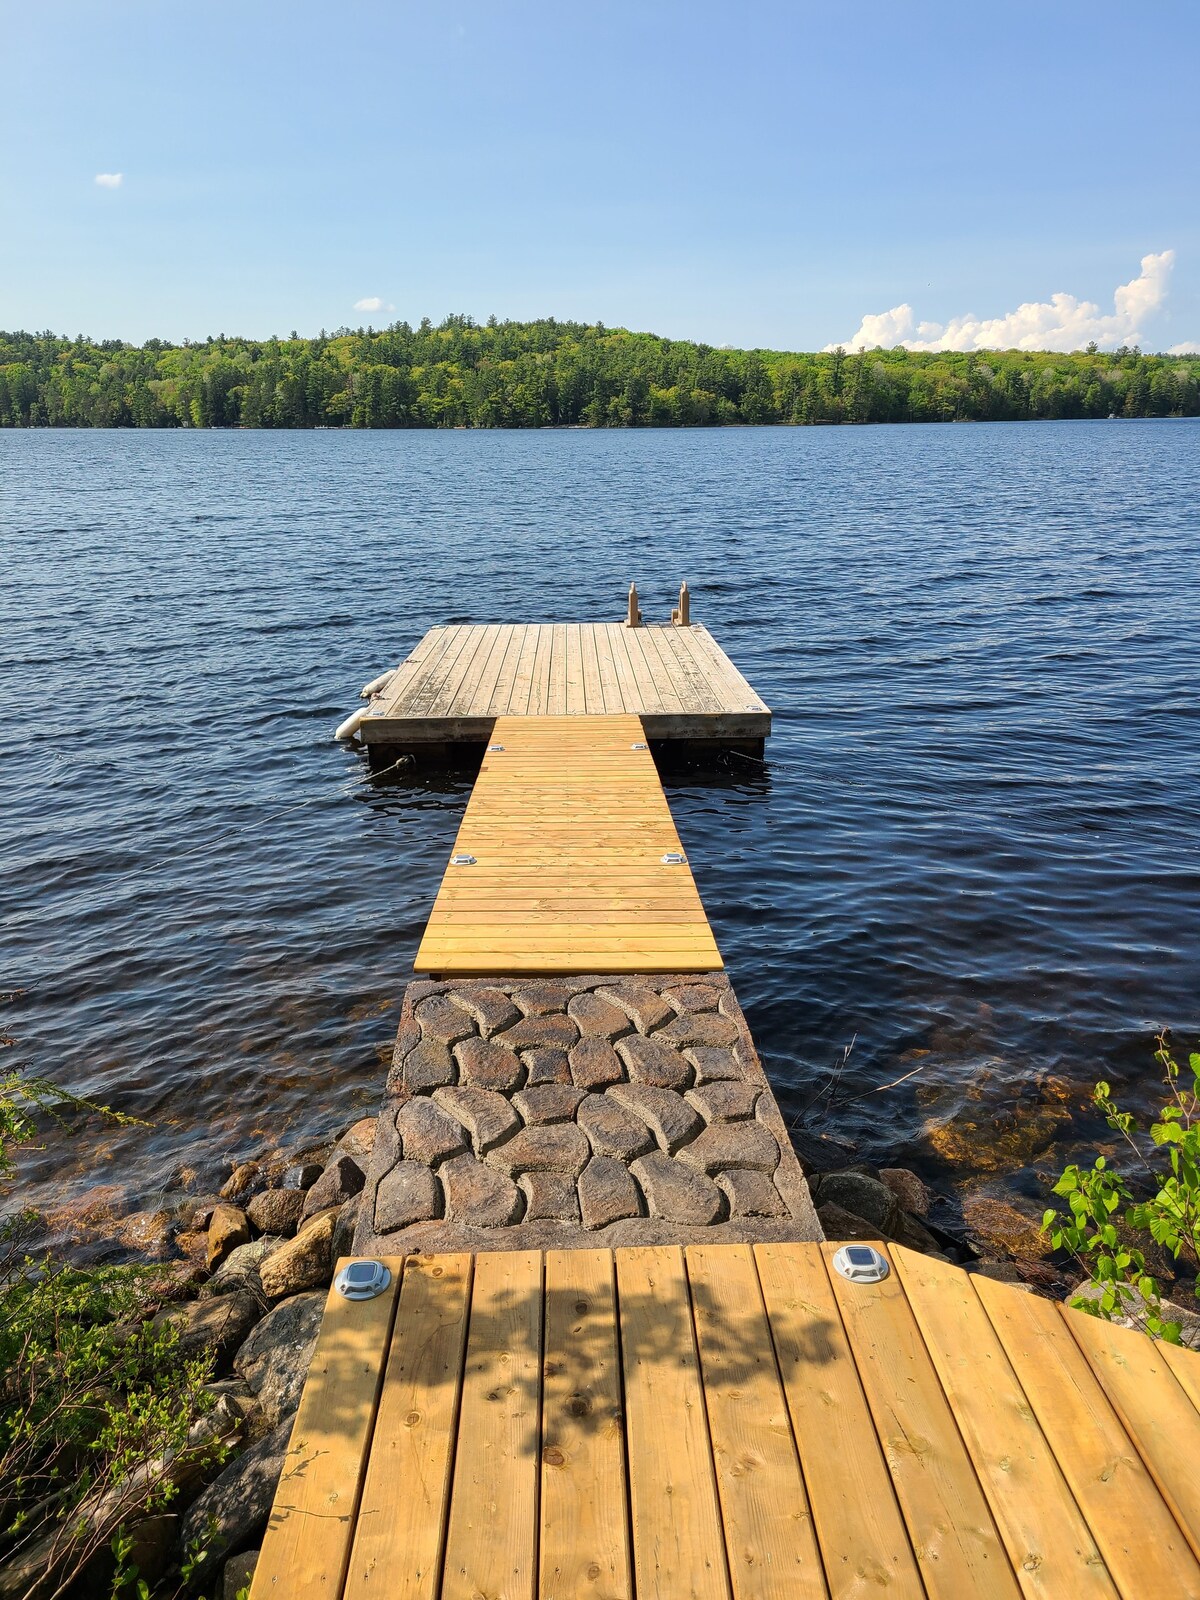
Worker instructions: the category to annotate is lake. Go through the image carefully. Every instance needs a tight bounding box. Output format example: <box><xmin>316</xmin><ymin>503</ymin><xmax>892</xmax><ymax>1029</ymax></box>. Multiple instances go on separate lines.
<box><xmin>2</xmin><ymin>421</ymin><xmax>1198</xmax><ymax>1256</ymax></box>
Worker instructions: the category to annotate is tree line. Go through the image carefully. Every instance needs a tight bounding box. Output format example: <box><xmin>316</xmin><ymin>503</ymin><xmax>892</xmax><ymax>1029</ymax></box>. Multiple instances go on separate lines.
<box><xmin>1</xmin><ymin>315</ymin><xmax>1197</xmax><ymax>429</ymax></box>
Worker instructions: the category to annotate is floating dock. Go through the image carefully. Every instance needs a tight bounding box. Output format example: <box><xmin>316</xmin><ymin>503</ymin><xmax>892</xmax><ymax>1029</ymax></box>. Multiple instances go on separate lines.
<box><xmin>353</xmin><ymin>618</ymin><xmax>770</xmax><ymax>755</ymax></box>
<box><xmin>415</xmin><ymin>714</ymin><xmax>723</xmax><ymax>976</ymax></box>
<box><xmin>250</xmin><ymin>1240</ymin><xmax>1200</xmax><ymax>1600</ymax></box>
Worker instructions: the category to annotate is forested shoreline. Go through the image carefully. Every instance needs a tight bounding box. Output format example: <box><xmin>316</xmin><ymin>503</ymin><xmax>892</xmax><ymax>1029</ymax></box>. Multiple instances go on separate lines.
<box><xmin>2</xmin><ymin>316</ymin><xmax>1198</xmax><ymax>429</ymax></box>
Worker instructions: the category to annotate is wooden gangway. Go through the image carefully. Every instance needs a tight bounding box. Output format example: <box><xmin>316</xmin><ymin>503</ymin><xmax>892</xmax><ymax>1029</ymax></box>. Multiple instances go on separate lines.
<box><xmin>355</xmin><ymin>621</ymin><xmax>771</xmax><ymax>753</ymax></box>
<box><xmin>249</xmin><ymin>1240</ymin><xmax>1200</xmax><ymax>1600</ymax></box>
<box><xmin>414</xmin><ymin>714</ymin><xmax>723</xmax><ymax>975</ymax></box>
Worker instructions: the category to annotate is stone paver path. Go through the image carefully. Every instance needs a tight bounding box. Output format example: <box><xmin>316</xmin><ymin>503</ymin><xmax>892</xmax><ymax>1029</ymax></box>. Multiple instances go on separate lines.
<box><xmin>355</xmin><ymin>973</ymin><xmax>821</xmax><ymax>1254</ymax></box>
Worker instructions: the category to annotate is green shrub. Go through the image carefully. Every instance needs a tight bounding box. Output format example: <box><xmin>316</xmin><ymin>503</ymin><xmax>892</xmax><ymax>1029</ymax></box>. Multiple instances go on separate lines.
<box><xmin>1043</xmin><ymin>1033</ymin><xmax>1200</xmax><ymax>1342</ymax></box>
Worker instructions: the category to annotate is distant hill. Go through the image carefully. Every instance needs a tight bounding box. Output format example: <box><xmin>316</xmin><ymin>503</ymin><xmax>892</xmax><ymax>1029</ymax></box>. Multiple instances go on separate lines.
<box><xmin>2</xmin><ymin>316</ymin><xmax>1197</xmax><ymax>428</ymax></box>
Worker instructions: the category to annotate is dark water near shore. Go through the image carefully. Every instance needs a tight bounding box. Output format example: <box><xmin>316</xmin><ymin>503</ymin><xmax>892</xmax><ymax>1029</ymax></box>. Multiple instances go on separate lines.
<box><xmin>2</xmin><ymin>423</ymin><xmax>1199</xmax><ymax>1257</ymax></box>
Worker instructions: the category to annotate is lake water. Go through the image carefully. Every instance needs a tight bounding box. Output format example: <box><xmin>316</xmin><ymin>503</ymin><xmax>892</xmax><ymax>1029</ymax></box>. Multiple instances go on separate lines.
<box><xmin>2</xmin><ymin>422</ymin><xmax>1198</xmax><ymax>1256</ymax></box>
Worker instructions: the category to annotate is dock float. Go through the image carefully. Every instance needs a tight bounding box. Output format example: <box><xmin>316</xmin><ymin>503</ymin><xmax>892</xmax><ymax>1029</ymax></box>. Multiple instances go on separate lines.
<box><xmin>250</xmin><ymin>1240</ymin><xmax>1200</xmax><ymax>1600</ymax></box>
<box><xmin>352</xmin><ymin>617</ymin><xmax>771</xmax><ymax>757</ymax></box>
<box><xmin>415</xmin><ymin>714</ymin><xmax>722</xmax><ymax>975</ymax></box>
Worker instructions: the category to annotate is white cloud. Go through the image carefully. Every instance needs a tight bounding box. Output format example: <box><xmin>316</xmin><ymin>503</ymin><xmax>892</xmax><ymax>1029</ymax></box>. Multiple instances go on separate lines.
<box><xmin>94</xmin><ymin>172</ymin><xmax>123</xmax><ymax>189</ymax></box>
<box><xmin>1168</xmin><ymin>341</ymin><xmax>1200</xmax><ymax>355</ymax></box>
<box><xmin>827</xmin><ymin>251</ymin><xmax>1180</xmax><ymax>353</ymax></box>
<box><xmin>353</xmin><ymin>296</ymin><xmax>394</xmax><ymax>314</ymax></box>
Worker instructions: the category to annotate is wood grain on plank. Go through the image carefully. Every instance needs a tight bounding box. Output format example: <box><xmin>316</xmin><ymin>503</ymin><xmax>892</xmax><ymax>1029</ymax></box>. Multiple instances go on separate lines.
<box><xmin>890</xmin><ymin>1246</ymin><xmax>1116</xmax><ymax>1599</ymax></box>
<box><xmin>249</xmin><ymin>1257</ymin><xmax>403</xmax><ymax>1600</ymax></box>
<box><xmin>974</xmin><ymin>1273</ymin><xmax>1200</xmax><ymax>1599</ymax></box>
<box><xmin>344</xmin><ymin>1254</ymin><xmax>473</xmax><ymax>1600</ymax></box>
<box><xmin>442</xmin><ymin>1250</ymin><xmax>544</xmax><ymax>1600</ymax></box>
<box><xmin>617</xmin><ymin>1246</ymin><xmax>732</xmax><ymax>1600</ymax></box>
<box><xmin>754</xmin><ymin>1242</ymin><xmax>924</xmax><ymax>1600</ymax></box>
<box><xmin>685</xmin><ymin>1243</ymin><xmax>825</xmax><ymax>1600</ymax></box>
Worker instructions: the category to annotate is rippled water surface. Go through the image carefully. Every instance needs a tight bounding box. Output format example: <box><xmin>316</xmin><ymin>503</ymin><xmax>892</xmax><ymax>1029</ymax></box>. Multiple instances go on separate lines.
<box><xmin>3</xmin><ymin>423</ymin><xmax>1199</xmax><ymax>1249</ymax></box>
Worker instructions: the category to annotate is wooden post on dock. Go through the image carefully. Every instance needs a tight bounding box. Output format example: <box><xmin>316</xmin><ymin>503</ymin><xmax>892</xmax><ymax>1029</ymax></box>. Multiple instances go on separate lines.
<box><xmin>626</xmin><ymin>582</ymin><xmax>642</xmax><ymax>627</ymax></box>
<box><xmin>672</xmin><ymin>581</ymin><xmax>691</xmax><ymax>626</ymax></box>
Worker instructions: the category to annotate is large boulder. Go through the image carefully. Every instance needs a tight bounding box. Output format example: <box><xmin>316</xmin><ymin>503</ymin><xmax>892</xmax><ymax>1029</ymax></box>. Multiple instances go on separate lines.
<box><xmin>207</xmin><ymin>1205</ymin><xmax>250</xmax><ymax>1271</ymax></box>
<box><xmin>811</xmin><ymin>1171</ymin><xmax>898</xmax><ymax>1234</ymax></box>
<box><xmin>259</xmin><ymin>1211</ymin><xmax>335</xmax><ymax>1300</ymax></box>
<box><xmin>223</xmin><ymin>1550</ymin><xmax>259</xmax><ymax>1599</ymax></box>
<box><xmin>300</xmin><ymin>1155</ymin><xmax>365</xmax><ymax>1220</ymax></box>
<box><xmin>151</xmin><ymin>1291</ymin><xmax>261</xmax><ymax>1373</ymax></box>
<box><xmin>246</xmin><ymin>1187</ymin><xmax>305</xmax><ymax>1238</ymax></box>
<box><xmin>201</xmin><ymin>1237</ymin><xmax>284</xmax><ymax>1302</ymax></box>
<box><xmin>180</xmin><ymin>1420</ymin><xmax>292</xmax><ymax>1567</ymax></box>
<box><xmin>233</xmin><ymin>1292</ymin><xmax>325</xmax><ymax>1427</ymax></box>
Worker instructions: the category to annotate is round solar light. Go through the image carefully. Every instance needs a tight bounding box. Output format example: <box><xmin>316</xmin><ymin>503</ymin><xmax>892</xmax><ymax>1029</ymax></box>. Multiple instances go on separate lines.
<box><xmin>631</xmin><ymin>742</ymin><xmax>648</xmax><ymax>750</ymax></box>
<box><xmin>488</xmin><ymin>743</ymin><xmax>505</xmax><ymax>751</ymax></box>
<box><xmin>831</xmin><ymin>1245</ymin><xmax>889</xmax><ymax>1284</ymax></box>
<box><xmin>450</xmin><ymin>853</ymin><xmax>477</xmax><ymax>865</ymax></box>
<box><xmin>335</xmin><ymin>1260</ymin><xmax>392</xmax><ymax>1300</ymax></box>
<box><xmin>661</xmin><ymin>851</ymin><xmax>687</xmax><ymax>865</ymax></box>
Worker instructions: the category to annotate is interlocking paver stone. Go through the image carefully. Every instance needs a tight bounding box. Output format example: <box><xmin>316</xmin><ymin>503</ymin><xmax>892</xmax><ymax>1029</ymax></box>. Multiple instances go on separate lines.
<box><xmin>567</xmin><ymin>991</ymin><xmax>633</xmax><ymax>1040</ymax></box>
<box><xmin>578</xmin><ymin>1157</ymin><xmax>643</xmax><ymax>1229</ymax></box>
<box><xmin>519</xmin><ymin>1170</ymin><xmax>580</xmax><ymax>1222</ymax></box>
<box><xmin>433</xmin><ymin>1087</ymin><xmax>520</xmax><ymax>1155</ymax></box>
<box><xmin>440</xmin><ymin>1154</ymin><xmax>523</xmax><ymax>1226</ymax></box>
<box><xmin>662</xmin><ymin>983</ymin><xmax>724</xmax><ymax>1014</ymax></box>
<box><xmin>496</xmin><ymin>1013</ymin><xmax>580</xmax><ymax>1052</ymax></box>
<box><xmin>513</xmin><ymin>980</ymin><xmax>575</xmax><ymax>1017</ymax></box>
<box><xmin>685</xmin><ymin>1082</ymin><xmax>760</xmax><ymax>1123</ymax></box>
<box><xmin>609</xmin><ymin>1084</ymin><xmax>702</xmax><ymax>1154</ymax></box>
<box><xmin>631</xmin><ymin>1152</ymin><xmax>725</xmax><ymax>1225</ymax></box>
<box><xmin>717</xmin><ymin>1169</ymin><xmax>787</xmax><ymax>1218</ymax></box>
<box><xmin>448</xmin><ymin>986</ymin><xmax>521</xmax><ymax>1038</ymax></box>
<box><xmin>522</xmin><ymin>1046</ymin><xmax>572</xmax><ymax>1085</ymax></box>
<box><xmin>374</xmin><ymin>1161</ymin><xmax>440</xmax><ymax>1232</ymax></box>
<box><xmin>512</xmin><ymin>1084</ymin><xmax>587</xmax><ymax>1125</ymax></box>
<box><xmin>455</xmin><ymin>1035</ymin><xmax>524</xmax><ymax>1092</ymax></box>
<box><xmin>578</xmin><ymin>1093</ymin><xmax>654</xmax><ymax>1161</ymax></box>
<box><xmin>401</xmin><ymin>1039</ymin><xmax>456</xmax><ymax>1093</ymax></box>
<box><xmin>616</xmin><ymin>1033</ymin><xmax>692</xmax><ymax>1091</ymax></box>
<box><xmin>395</xmin><ymin>1097</ymin><xmax>468</xmax><ymax>1164</ymax></box>
<box><xmin>488</xmin><ymin>1123</ymin><xmax>590</xmax><ymax>1176</ymax></box>
<box><xmin>569</xmin><ymin>1037</ymin><xmax>625</xmax><ymax>1090</ymax></box>
<box><xmin>415</xmin><ymin>994</ymin><xmax>476</xmax><ymax>1046</ymax></box>
<box><xmin>655</xmin><ymin>1011</ymin><xmax>740</xmax><ymax>1050</ymax></box>
<box><xmin>595</xmin><ymin>982</ymin><xmax>673</xmax><ymax>1034</ymax></box>
<box><xmin>684</xmin><ymin>1046</ymin><xmax>742</xmax><ymax>1084</ymax></box>
<box><xmin>675</xmin><ymin>1121</ymin><xmax>780</xmax><ymax>1174</ymax></box>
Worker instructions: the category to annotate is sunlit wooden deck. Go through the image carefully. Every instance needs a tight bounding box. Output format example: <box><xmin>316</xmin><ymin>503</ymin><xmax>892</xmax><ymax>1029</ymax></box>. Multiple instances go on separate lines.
<box><xmin>249</xmin><ymin>1241</ymin><xmax>1200</xmax><ymax>1600</ymax></box>
<box><xmin>357</xmin><ymin>622</ymin><xmax>770</xmax><ymax>749</ymax></box>
<box><xmin>414</xmin><ymin>714</ymin><xmax>723</xmax><ymax>975</ymax></box>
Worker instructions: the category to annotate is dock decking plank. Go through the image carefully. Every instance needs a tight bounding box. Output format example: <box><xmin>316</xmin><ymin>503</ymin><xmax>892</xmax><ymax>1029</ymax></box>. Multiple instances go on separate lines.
<box><xmin>248</xmin><ymin>1258</ymin><xmax>402</xmax><ymax>1600</ymax></box>
<box><xmin>441</xmin><ymin>1251</ymin><xmax>543</xmax><ymax>1600</ymax></box>
<box><xmin>891</xmin><ymin>1246</ymin><xmax>1116</xmax><ymax>1600</ymax></box>
<box><xmin>974</xmin><ymin>1274</ymin><xmax>1200</xmax><ymax>1599</ymax></box>
<box><xmin>539</xmin><ymin>1250</ymin><xmax>632</xmax><ymax>1600</ymax></box>
<box><xmin>344</xmin><ymin>1254</ymin><xmax>473</xmax><ymax>1600</ymax></box>
<box><xmin>686</xmin><ymin>1244</ymin><xmax>825</xmax><ymax>1600</ymax></box>
<box><xmin>617</xmin><ymin>1246</ymin><xmax>732</xmax><ymax>1600</ymax></box>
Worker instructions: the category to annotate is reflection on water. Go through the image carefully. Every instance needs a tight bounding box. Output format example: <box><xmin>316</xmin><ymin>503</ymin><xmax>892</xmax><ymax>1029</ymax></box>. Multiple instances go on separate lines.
<box><xmin>2</xmin><ymin>421</ymin><xmax>1199</xmax><ymax>1254</ymax></box>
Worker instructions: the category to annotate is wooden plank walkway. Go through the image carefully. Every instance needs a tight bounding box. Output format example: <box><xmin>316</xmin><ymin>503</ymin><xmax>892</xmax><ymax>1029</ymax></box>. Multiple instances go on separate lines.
<box><xmin>359</xmin><ymin>622</ymin><xmax>770</xmax><ymax>748</ymax></box>
<box><xmin>250</xmin><ymin>1241</ymin><xmax>1200</xmax><ymax>1600</ymax></box>
<box><xmin>414</xmin><ymin>714</ymin><xmax>723</xmax><ymax>975</ymax></box>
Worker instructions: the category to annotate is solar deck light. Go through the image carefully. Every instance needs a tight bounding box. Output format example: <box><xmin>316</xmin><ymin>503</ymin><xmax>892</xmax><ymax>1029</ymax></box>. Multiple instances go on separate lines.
<box><xmin>631</xmin><ymin>742</ymin><xmax>648</xmax><ymax>750</ymax></box>
<box><xmin>831</xmin><ymin>1245</ymin><xmax>889</xmax><ymax>1284</ymax></box>
<box><xmin>661</xmin><ymin>851</ymin><xmax>687</xmax><ymax>865</ymax></box>
<box><xmin>450</xmin><ymin>853</ymin><xmax>477</xmax><ymax>865</ymax></box>
<box><xmin>488</xmin><ymin>743</ymin><xmax>505</xmax><ymax>751</ymax></box>
<box><xmin>335</xmin><ymin>1260</ymin><xmax>392</xmax><ymax>1300</ymax></box>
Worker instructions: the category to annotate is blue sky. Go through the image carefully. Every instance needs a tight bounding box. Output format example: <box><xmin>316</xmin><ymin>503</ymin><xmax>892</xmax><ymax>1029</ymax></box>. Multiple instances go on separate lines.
<box><xmin>3</xmin><ymin>0</ymin><xmax>1198</xmax><ymax>351</ymax></box>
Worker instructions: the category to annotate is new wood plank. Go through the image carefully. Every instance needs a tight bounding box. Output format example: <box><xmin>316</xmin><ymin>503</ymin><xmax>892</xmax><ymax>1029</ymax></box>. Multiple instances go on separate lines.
<box><xmin>685</xmin><ymin>1244</ymin><xmax>825</xmax><ymax>1600</ymax></box>
<box><xmin>344</xmin><ymin>1254</ymin><xmax>473</xmax><ymax>1600</ymax></box>
<box><xmin>974</xmin><ymin>1274</ymin><xmax>1200</xmax><ymax>1599</ymax></box>
<box><xmin>753</xmin><ymin>1243</ymin><xmax>924</xmax><ymax>1599</ymax></box>
<box><xmin>249</xmin><ymin>1257</ymin><xmax>403</xmax><ymax>1600</ymax></box>
<box><xmin>890</xmin><ymin>1246</ymin><xmax>1116</xmax><ymax>1600</ymax></box>
<box><xmin>616</xmin><ymin>1246</ymin><xmax>732</xmax><ymax>1600</ymax></box>
<box><xmin>442</xmin><ymin>1250</ymin><xmax>544</xmax><ymax>1600</ymax></box>
<box><xmin>823</xmin><ymin>1243</ymin><xmax>1020</xmax><ymax>1600</ymax></box>
<box><xmin>540</xmin><ymin>1250</ymin><xmax>632</xmax><ymax>1600</ymax></box>
<box><xmin>1064</xmin><ymin>1305</ymin><xmax>1200</xmax><ymax>1560</ymax></box>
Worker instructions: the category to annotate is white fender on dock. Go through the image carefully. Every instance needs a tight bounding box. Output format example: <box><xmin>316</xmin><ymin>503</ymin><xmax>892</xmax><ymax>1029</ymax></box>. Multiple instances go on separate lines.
<box><xmin>359</xmin><ymin>669</ymin><xmax>395</xmax><ymax>700</ymax></box>
<box><xmin>335</xmin><ymin>708</ymin><xmax>370</xmax><ymax>742</ymax></box>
